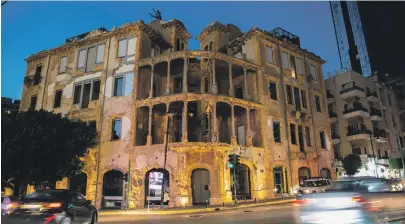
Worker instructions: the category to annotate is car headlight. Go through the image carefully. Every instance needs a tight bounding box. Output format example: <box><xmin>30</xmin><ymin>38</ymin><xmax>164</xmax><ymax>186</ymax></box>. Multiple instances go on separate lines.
<box><xmin>305</xmin><ymin>189</ymin><xmax>311</xmax><ymax>194</ymax></box>
<box><xmin>293</xmin><ymin>189</ymin><xmax>298</xmax><ymax>194</ymax></box>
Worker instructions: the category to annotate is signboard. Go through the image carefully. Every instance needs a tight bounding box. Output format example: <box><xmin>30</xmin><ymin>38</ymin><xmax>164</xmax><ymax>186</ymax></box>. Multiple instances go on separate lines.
<box><xmin>147</xmin><ymin>171</ymin><xmax>163</xmax><ymax>201</ymax></box>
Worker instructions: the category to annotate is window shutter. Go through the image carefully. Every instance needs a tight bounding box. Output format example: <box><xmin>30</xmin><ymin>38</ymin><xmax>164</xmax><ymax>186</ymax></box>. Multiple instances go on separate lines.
<box><xmin>267</xmin><ymin>47</ymin><xmax>273</xmax><ymax>63</ymax></box>
<box><xmin>127</xmin><ymin>37</ymin><xmax>137</xmax><ymax>56</ymax></box>
<box><xmin>78</xmin><ymin>50</ymin><xmax>86</xmax><ymax>68</ymax></box>
<box><xmin>118</xmin><ymin>39</ymin><xmax>127</xmax><ymax>58</ymax></box>
<box><xmin>59</xmin><ymin>57</ymin><xmax>67</xmax><ymax>73</ymax></box>
<box><xmin>96</xmin><ymin>44</ymin><xmax>105</xmax><ymax>63</ymax></box>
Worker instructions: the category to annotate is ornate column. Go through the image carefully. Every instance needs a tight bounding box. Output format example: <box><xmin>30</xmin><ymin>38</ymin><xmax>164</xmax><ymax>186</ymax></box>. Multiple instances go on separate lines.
<box><xmin>246</xmin><ymin>107</ymin><xmax>252</xmax><ymax>146</ymax></box>
<box><xmin>183</xmin><ymin>58</ymin><xmax>188</xmax><ymax>93</ymax></box>
<box><xmin>212</xmin><ymin>59</ymin><xmax>217</xmax><ymax>94</ymax></box>
<box><xmin>182</xmin><ymin>101</ymin><xmax>188</xmax><ymax>142</ymax></box>
<box><xmin>231</xmin><ymin>104</ymin><xmax>237</xmax><ymax>145</ymax></box>
<box><xmin>243</xmin><ymin>67</ymin><xmax>249</xmax><ymax>100</ymax></box>
<box><xmin>147</xmin><ymin>106</ymin><xmax>153</xmax><ymax>145</ymax></box>
<box><xmin>228</xmin><ymin>62</ymin><xmax>234</xmax><ymax>97</ymax></box>
<box><xmin>166</xmin><ymin>60</ymin><xmax>171</xmax><ymax>95</ymax></box>
<box><xmin>149</xmin><ymin>64</ymin><xmax>155</xmax><ymax>98</ymax></box>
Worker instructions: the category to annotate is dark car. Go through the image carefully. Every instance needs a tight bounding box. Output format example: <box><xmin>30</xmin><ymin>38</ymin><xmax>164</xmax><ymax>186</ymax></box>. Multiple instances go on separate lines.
<box><xmin>2</xmin><ymin>189</ymin><xmax>97</xmax><ymax>224</ymax></box>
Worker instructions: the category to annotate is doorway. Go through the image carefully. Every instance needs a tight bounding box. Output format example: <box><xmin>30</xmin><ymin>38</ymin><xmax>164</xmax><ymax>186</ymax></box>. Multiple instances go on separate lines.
<box><xmin>191</xmin><ymin>169</ymin><xmax>210</xmax><ymax>205</ymax></box>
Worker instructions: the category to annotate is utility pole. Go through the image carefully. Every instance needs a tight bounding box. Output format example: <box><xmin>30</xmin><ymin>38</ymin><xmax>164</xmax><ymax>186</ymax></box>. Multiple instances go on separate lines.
<box><xmin>369</xmin><ymin>132</ymin><xmax>379</xmax><ymax>178</ymax></box>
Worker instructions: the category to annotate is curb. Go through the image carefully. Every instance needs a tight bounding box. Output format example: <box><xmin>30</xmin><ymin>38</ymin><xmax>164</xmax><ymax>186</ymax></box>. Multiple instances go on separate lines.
<box><xmin>99</xmin><ymin>199</ymin><xmax>295</xmax><ymax>216</ymax></box>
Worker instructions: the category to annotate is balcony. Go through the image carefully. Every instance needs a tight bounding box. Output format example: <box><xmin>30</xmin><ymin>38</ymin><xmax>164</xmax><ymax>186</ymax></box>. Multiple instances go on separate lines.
<box><xmin>340</xmin><ymin>85</ymin><xmax>365</xmax><ymax>100</ymax></box>
<box><xmin>346</xmin><ymin>123</ymin><xmax>371</xmax><ymax>142</ymax></box>
<box><xmin>332</xmin><ymin>133</ymin><xmax>340</xmax><ymax>145</ymax></box>
<box><xmin>370</xmin><ymin>107</ymin><xmax>383</xmax><ymax>121</ymax></box>
<box><xmin>327</xmin><ymin>91</ymin><xmax>334</xmax><ymax>104</ymax></box>
<box><xmin>342</xmin><ymin>102</ymin><xmax>369</xmax><ymax>119</ymax></box>
<box><xmin>373</xmin><ymin>127</ymin><xmax>387</xmax><ymax>143</ymax></box>
<box><xmin>366</xmin><ymin>89</ymin><xmax>379</xmax><ymax>103</ymax></box>
<box><xmin>329</xmin><ymin>111</ymin><xmax>337</xmax><ymax>123</ymax></box>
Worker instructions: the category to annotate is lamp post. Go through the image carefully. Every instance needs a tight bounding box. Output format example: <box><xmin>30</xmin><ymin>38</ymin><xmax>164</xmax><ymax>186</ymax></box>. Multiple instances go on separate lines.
<box><xmin>369</xmin><ymin>132</ymin><xmax>379</xmax><ymax>178</ymax></box>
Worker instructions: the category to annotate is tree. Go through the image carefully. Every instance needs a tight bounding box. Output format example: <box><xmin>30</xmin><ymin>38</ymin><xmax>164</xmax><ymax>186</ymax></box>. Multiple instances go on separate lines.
<box><xmin>343</xmin><ymin>154</ymin><xmax>362</xmax><ymax>176</ymax></box>
<box><xmin>2</xmin><ymin>109</ymin><xmax>96</xmax><ymax>196</ymax></box>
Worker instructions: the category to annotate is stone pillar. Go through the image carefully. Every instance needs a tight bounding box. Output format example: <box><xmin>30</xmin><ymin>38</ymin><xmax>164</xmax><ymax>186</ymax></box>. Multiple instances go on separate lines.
<box><xmin>183</xmin><ymin>58</ymin><xmax>188</xmax><ymax>93</ymax></box>
<box><xmin>246</xmin><ymin>108</ymin><xmax>252</xmax><ymax>146</ymax></box>
<box><xmin>231</xmin><ymin>104</ymin><xmax>237</xmax><ymax>145</ymax></box>
<box><xmin>212</xmin><ymin>59</ymin><xmax>217</xmax><ymax>94</ymax></box>
<box><xmin>244</xmin><ymin>67</ymin><xmax>249</xmax><ymax>99</ymax></box>
<box><xmin>147</xmin><ymin>106</ymin><xmax>153</xmax><ymax>145</ymax></box>
<box><xmin>229</xmin><ymin>62</ymin><xmax>234</xmax><ymax>97</ymax></box>
<box><xmin>149</xmin><ymin>64</ymin><xmax>155</xmax><ymax>98</ymax></box>
<box><xmin>182</xmin><ymin>101</ymin><xmax>188</xmax><ymax>142</ymax></box>
<box><xmin>166</xmin><ymin>60</ymin><xmax>171</xmax><ymax>95</ymax></box>
<box><xmin>212</xmin><ymin>101</ymin><xmax>218</xmax><ymax>142</ymax></box>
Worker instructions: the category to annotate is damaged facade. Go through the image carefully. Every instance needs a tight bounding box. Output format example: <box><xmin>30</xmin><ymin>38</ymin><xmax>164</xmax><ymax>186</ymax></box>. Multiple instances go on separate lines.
<box><xmin>20</xmin><ymin>19</ymin><xmax>334</xmax><ymax>209</ymax></box>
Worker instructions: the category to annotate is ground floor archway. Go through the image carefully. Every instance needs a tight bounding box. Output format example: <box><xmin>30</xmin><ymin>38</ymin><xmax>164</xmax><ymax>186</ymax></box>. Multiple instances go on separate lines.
<box><xmin>231</xmin><ymin>164</ymin><xmax>251</xmax><ymax>200</ymax></box>
<box><xmin>69</xmin><ymin>172</ymin><xmax>87</xmax><ymax>196</ymax></box>
<box><xmin>191</xmin><ymin>169</ymin><xmax>210</xmax><ymax>205</ymax></box>
<box><xmin>102</xmin><ymin>170</ymin><xmax>124</xmax><ymax>209</ymax></box>
<box><xmin>298</xmin><ymin>167</ymin><xmax>311</xmax><ymax>187</ymax></box>
<box><xmin>273</xmin><ymin>167</ymin><xmax>288</xmax><ymax>195</ymax></box>
<box><xmin>144</xmin><ymin>168</ymin><xmax>169</xmax><ymax>207</ymax></box>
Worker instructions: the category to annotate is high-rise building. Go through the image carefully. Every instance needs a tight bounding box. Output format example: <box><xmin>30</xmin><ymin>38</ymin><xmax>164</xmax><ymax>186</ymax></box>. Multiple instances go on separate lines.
<box><xmin>20</xmin><ymin>19</ymin><xmax>333</xmax><ymax>209</ymax></box>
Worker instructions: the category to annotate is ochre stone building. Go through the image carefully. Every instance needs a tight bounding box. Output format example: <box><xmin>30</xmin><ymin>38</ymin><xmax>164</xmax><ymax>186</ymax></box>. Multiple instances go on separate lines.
<box><xmin>20</xmin><ymin>19</ymin><xmax>335</xmax><ymax>209</ymax></box>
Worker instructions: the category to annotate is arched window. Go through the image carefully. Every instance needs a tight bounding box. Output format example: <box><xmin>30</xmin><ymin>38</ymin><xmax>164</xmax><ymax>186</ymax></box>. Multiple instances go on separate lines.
<box><xmin>298</xmin><ymin>167</ymin><xmax>311</xmax><ymax>187</ymax></box>
<box><xmin>320</xmin><ymin>168</ymin><xmax>331</xmax><ymax>179</ymax></box>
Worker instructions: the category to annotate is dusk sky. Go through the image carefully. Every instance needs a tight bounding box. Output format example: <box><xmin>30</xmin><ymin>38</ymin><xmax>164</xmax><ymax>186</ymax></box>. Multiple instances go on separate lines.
<box><xmin>2</xmin><ymin>1</ymin><xmax>340</xmax><ymax>100</ymax></box>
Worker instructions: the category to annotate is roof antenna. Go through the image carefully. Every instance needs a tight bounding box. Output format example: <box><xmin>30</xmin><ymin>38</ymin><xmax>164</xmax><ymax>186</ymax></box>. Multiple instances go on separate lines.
<box><xmin>149</xmin><ymin>8</ymin><xmax>162</xmax><ymax>21</ymax></box>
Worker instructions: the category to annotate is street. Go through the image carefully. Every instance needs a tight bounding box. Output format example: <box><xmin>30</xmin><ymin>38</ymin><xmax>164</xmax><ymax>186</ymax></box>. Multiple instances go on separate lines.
<box><xmin>99</xmin><ymin>204</ymin><xmax>300</xmax><ymax>224</ymax></box>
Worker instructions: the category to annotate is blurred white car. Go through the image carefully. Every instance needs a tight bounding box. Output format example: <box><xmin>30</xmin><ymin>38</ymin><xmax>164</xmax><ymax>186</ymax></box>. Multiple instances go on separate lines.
<box><xmin>293</xmin><ymin>177</ymin><xmax>332</xmax><ymax>195</ymax></box>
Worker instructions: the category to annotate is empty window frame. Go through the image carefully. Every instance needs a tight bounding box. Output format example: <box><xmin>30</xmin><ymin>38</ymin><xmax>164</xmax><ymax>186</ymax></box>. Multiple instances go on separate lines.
<box><xmin>273</xmin><ymin>121</ymin><xmax>281</xmax><ymax>143</ymax></box>
<box><xmin>113</xmin><ymin>73</ymin><xmax>134</xmax><ymax>97</ymax></box>
<box><xmin>301</xmin><ymin>89</ymin><xmax>307</xmax><ymax>108</ymax></box>
<box><xmin>305</xmin><ymin>126</ymin><xmax>311</xmax><ymax>147</ymax></box>
<box><xmin>286</xmin><ymin>85</ymin><xmax>293</xmax><ymax>104</ymax></box>
<box><xmin>269</xmin><ymin>81</ymin><xmax>278</xmax><ymax>100</ymax></box>
<box><xmin>77</xmin><ymin>44</ymin><xmax>105</xmax><ymax>72</ymax></box>
<box><xmin>112</xmin><ymin>119</ymin><xmax>121</xmax><ymax>140</ymax></box>
<box><xmin>290</xmin><ymin>123</ymin><xmax>297</xmax><ymax>145</ymax></box>
<box><xmin>315</xmin><ymin>95</ymin><xmax>321</xmax><ymax>112</ymax></box>
<box><xmin>118</xmin><ymin>37</ymin><xmax>137</xmax><ymax>58</ymax></box>
<box><xmin>310</xmin><ymin>65</ymin><xmax>318</xmax><ymax>81</ymax></box>
<box><xmin>53</xmin><ymin>90</ymin><xmax>63</xmax><ymax>108</ymax></box>
<box><xmin>73</xmin><ymin>79</ymin><xmax>100</xmax><ymax>108</ymax></box>
<box><xmin>59</xmin><ymin>56</ymin><xmax>67</xmax><ymax>73</ymax></box>
<box><xmin>266</xmin><ymin>46</ymin><xmax>274</xmax><ymax>64</ymax></box>
<box><xmin>320</xmin><ymin>131</ymin><xmax>326</xmax><ymax>149</ymax></box>
<box><xmin>296</xmin><ymin>58</ymin><xmax>303</xmax><ymax>75</ymax></box>
<box><xmin>282</xmin><ymin>52</ymin><xmax>289</xmax><ymax>69</ymax></box>
<box><xmin>30</xmin><ymin>95</ymin><xmax>37</xmax><ymax>110</ymax></box>
<box><xmin>34</xmin><ymin>64</ymin><xmax>42</xmax><ymax>85</ymax></box>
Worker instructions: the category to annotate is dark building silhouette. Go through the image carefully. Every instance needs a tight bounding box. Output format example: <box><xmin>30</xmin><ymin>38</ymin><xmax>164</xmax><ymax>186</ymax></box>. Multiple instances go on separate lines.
<box><xmin>1</xmin><ymin>97</ymin><xmax>20</xmax><ymax>115</ymax></box>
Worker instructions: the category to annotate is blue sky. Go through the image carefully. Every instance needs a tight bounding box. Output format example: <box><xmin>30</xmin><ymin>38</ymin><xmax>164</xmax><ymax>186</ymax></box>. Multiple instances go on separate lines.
<box><xmin>1</xmin><ymin>1</ymin><xmax>340</xmax><ymax>100</ymax></box>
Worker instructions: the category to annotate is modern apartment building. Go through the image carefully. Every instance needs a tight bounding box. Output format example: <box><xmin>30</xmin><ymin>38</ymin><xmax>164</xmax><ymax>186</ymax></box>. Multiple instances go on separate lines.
<box><xmin>325</xmin><ymin>71</ymin><xmax>403</xmax><ymax>178</ymax></box>
<box><xmin>20</xmin><ymin>18</ymin><xmax>334</xmax><ymax>209</ymax></box>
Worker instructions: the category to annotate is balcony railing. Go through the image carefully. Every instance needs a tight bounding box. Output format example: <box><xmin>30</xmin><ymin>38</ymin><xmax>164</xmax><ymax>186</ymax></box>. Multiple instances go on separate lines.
<box><xmin>332</xmin><ymin>133</ymin><xmax>340</xmax><ymax>139</ymax></box>
<box><xmin>329</xmin><ymin>111</ymin><xmax>337</xmax><ymax>118</ymax></box>
<box><xmin>347</xmin><ymin>123</ymin><xmax>371</xmax><ymax>136</ymax></box>
<box><xmin>370</xmin><ymin>107</ymin><xmax>382</xmax><ymax>116</ymax></box>
<box><xmin>373</xmin><ymin>127</ymin><xmax>387</xmax><ymax>138</ymax></box>
<box><xmin>343</xmin><ymin>102</ymin><xmax>368</xmax><ymax>114</ymax></box>
<box><xmin>327</xmin><ymin>91</ymin><xmax>334</xmax><ymax>99</ymax></box>
<box><xmin>340</xmin><ymin>86</ymin><xmax>365</xmax><ymax>94</ymax></box>
<box><xmin>367</xmin><ymin>90</ymin><xmax>378</xmax><ymax>98</ymax></box>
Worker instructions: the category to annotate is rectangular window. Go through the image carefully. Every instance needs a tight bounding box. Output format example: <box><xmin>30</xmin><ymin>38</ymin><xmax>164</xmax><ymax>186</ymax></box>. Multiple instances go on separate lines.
<box><xmin>289</xmin><ymin>55</ymin><xmax>296</xmax><ymax>71</ymax></box>
<box><xmin>297</xmin><ymin>58</ymin><xmax>303</xmax><ymax>75</ymax></box>
<box><xmin>273</xmin><ymin>121</ymin><xmax>281</xmax><ymax>143</ymax></box>
<box><xmin>269</xmin><ymin>82</ymin><xmax>277</xmax><ymax>100</ymax></box>
<box><xmin>310</xmin><ymin>65</ymin><xmax>317</xmax><ymax>81</ymax></box>
<box><xmin>282</xmin><ymin>52</ymin><xmax>289</xmax><ymax>69</ymax></box>
<box><xmin>301</xmin><ymin>89</ymin><xmax>307</xmax><ymax>108</ymax></box>
<box><xmin>96</xmin><ymin>44</ymin><xmax>105</xmax><ymax>64</ymax></box>
<box><xmin>30</xmin><ymin>95</ymin><xmax>37</xmax><ymax>110</ymax></box>
<box><xmin>53</xmin><ymin>90</ymin><xmax>63</xmax><ymax>108</ymax></box>
<box><xmin>290</xmin><ymin>123</ymin><xmax>297</xmax><ymax>145</ymax></box>
<box><xmin>286</xmin><ymin>85</ymin><xmax>293</xmax><ymax>104</ymax></box>
<box><xmin>34</xmin><ymin>64</ymin><xmax>42</xmax><ymax>85</ymax></box>
<box><xmin>294</xmin><ymin>87</ymin><xmax>301</xmax><ymax>110</ymax></box>
<box><xmin>305</xmin><ymin>126</ymin><xmax>311</xmax><ymax>146</ymax></box>
<box><xmin>77</xmin><ymin>49</ymin><xmax>86</xmax><ymax>68</ymax></box>
<box><xmin>352</xmin><ymin>147</ymin><xmax>361</xmax><ymax>155</ymax></box>
<box><xmin>118</xmin><ymin>37</ymin><xmax>137</xmax><ymax>58</ymax></box>
<box><xmin>315</xmin><ymin>95</ymin><xmax>321</xmax><ymax>112</ymax></box>
<box><xmin>59</xmin><ymin>56</ymin><xmax>67</xmax><ymax>73</ymax></box>
<box><xmin>235</xmin><ymin>86</ymin><xmax>243</xmax><ymax>99</ymax></box>
<box><xmin>114</xmin><ymin>76</ymin><xmax>124</xmax><ymax>96</ymax></box>
<box><xmin>112</xmin><ymin>119</ymin><xmax>121</xmax><ymax>140</ymax></box>
<box><xmin>320</xmin><ymin>131</ymin><xmax>326</xmax><ymax>149</ymax></box>
<box><xmin>266</xmin><ymin>46</ymin><xmax>274</xmax><ymax>64</ymax></box>
<box><xmin>73</xmin><ymin>79</ymin><xmax>100</xmax><ymax>108</ymax></box>
<box><xmin>86</xmin><ymin>46</ymin><xmax>97</xmax><ymax>72</ymax></box>
<box><xmin>298</xmin><ymin>125</ymin><xmax>304</xmax><ymax>152</ymax></box>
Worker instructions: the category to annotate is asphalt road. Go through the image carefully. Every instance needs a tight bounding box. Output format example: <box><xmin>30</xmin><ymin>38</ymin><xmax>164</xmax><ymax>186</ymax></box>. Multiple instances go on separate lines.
<box><xmin>99</xmin><ymin>204</ymin><xmax>300</xmax><ymax>224</ymax></box>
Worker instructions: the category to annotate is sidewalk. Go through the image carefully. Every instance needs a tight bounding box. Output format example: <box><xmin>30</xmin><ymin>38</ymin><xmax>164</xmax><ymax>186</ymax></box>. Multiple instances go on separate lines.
<box><xmin>99</xmin><ymin>197</ymin><xmax>296</xmax><ymax>216</ymax></box>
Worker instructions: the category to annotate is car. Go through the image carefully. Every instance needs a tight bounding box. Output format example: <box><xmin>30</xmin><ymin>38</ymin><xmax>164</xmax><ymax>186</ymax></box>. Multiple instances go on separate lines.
<box><xmin>3</xmin><ymin>189</ymin><xmax>97</xmax><ymax>224</ymax></box>
<box><xmin>293</xmin><ymin>177</ymin><xmax>332</xmax><ymax>196</ymax></box>
<box><xmin>2</xmin><ymin>196</ymin><xmax>19</xmax><ymax>215</ymax></box>
<box><xmin>296</xmin><ymin>177</ymin><xmax>405</xmax><ymax>224</ymax></box>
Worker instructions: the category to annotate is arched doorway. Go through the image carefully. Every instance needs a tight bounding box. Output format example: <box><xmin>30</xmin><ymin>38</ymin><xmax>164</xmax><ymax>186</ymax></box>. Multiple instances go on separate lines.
<box><xmin>273</xmin><ymin>167</ymin><xmax>288</xmax><ymax>195</ymax></box>
<box><xmin>320</xmin><ymin>168</ymin><xmax>331</xmax><ymax>179</ymax></box>
<box><xmin>69</xmin><ymin>172</ymin><xmax>87</xmax><ymax>196</ymax></box>
<box><xmin>231</xmin><ymin>164</ymin><xmax>251</xmax><ymax>200</ymax></box>
<box><xmin>191</xmin><ymin>169</ymin><xmax>210</xmax><ymax>205</ymax></box>
<box><xmin>298</xmin><ymin>167</ymin><xmax>311</xmax><ymax>187</ymax></box>
<box><xmin>102</xmin><ymin>170</ymin><xmax>124</xmax><ymax>209</ymax></box>
<box><xmin>145</xmin><ymin>169</ymin><xmax>169</xmax><ymax>207</ymax></box>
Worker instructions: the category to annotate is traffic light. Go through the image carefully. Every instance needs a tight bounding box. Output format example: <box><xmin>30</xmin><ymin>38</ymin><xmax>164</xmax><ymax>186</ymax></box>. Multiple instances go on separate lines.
<box><xmin>228</xmin><ymin>154</ymin><xmax>235</xmax><ymax>168</ymax></box>
<box><xmin>234</xmin><ymin>154</ymin><xmax>240</xmax><ymax>167</ymax></box>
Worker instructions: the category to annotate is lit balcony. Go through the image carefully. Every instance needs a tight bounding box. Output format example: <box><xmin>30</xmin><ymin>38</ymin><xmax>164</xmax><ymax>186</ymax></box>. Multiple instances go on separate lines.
<box><xmin>342</xmin><ymin>102</ymin><xmax>369</xmax><ymax>119</ymax></box>
<box><xmin>373</xmin><ymin>127</ymin><xmax>387</xmax><ymax>143</ymax></box>
<box><xmin>370</xmin><ymin>107</ymin><xmax>383</xmax><ymax>121</ymax></box>
<box><xmin>329</xmin><ymin>111</ymin><xmax>337</xmax><ymax>123</ymax></box>
<box><xmin>327</xmin><ymin>91</ymin><xmax>334</xmax><ymax>104</ymax></box>
<box><xmin>340</xmin><ymin>84</ymin><xmax>365</xmax><ymax>100</ymax></box>
<box><xmin>366</xmin><ymin>89</ymin><xmax>379</xmax><ymax>103</ymax></box>
<box><xmin>346</xmin><ymin>123</ymin><xmax>371</xmax><ymax>142</ymax></box>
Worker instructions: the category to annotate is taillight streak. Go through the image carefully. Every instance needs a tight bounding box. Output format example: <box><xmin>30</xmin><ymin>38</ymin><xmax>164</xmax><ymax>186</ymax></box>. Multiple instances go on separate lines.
<box><xmin>43</xmin><ymin>214</ymin><xmax>56</xmax><ymax>224</ymax></box>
